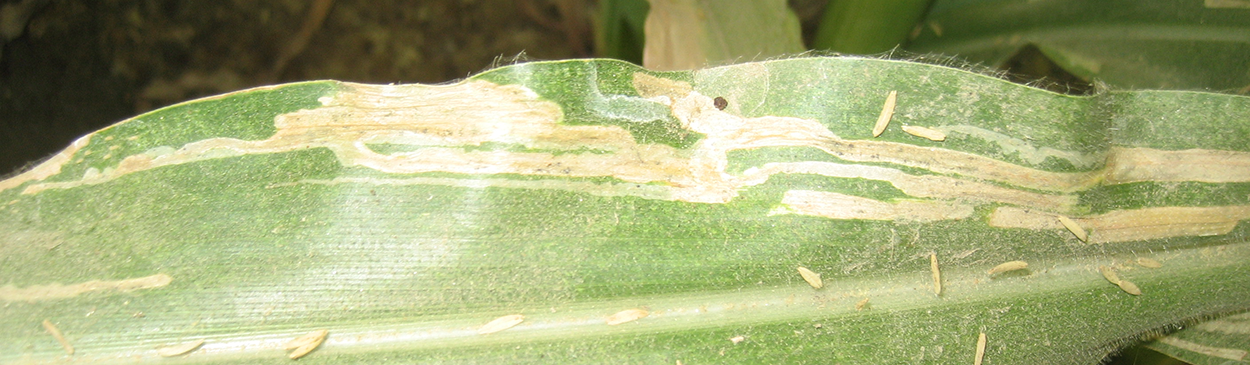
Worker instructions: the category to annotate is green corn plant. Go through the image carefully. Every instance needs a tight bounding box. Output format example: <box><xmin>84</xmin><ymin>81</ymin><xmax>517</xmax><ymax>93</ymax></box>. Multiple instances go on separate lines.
<box><xmin>2</xmin><ymin>55</ymin><xmax>1248</xmax><ymax>364</ymax></box>
<box><xmin>611</xmin><ymin>0</ymin><xmax>1250</xmax><ymax>362</ymax></box>
<box><xmin>5</xmin><ymin>0</ymin><xmax>1249</xmax><ymax>363</ymax></box>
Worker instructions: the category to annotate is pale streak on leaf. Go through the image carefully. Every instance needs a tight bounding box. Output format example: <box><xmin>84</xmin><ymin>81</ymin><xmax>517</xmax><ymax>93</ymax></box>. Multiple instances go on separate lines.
<box><xmin>0</xmin><ymin>55</ymin><xmax>1240</xmax><ymax>365</ymax></box>
<box><xmin>14</xmin><ymin>73</ymin><xmax>1248</xmax><ymax>235</ymax></box>
<box><xmin>279</xmin><ymin>176</ymin><xmax>672</xmax><ymax>201</ymax></box>
<box><xmin>1108</xmin><ymin>147</ymin><xmax>1250</xmax><ymax>184</ymax></box>
<box><xmin>1158</xmin><ymin>336</ymin><xmax>1248</xmax><ymax>360</ymax></box>
<box><xmin>873</xmin><ymin>91</ymin><xmax>897</xmax><ymax>137</ymax></box>
<box><xmin>1194</xmin><ymin>312</ymin><xmax>1250</xmax><ymax>334</ymax></box>
<box><xmin>989</xmin><ymin>206</ymin><xmax>1250</xmax><ymax>243</ymax></box>
<box><xmin>42</xmin><ymin>319</ymin><xmax>73</xmax><ymax>355</ymax></box>
<box><xmin>478</xmin><ymin>314</ymin><xmax>525</xmax><ymax>335</ymax></box>
<box><xmin>8</xmin><ymin>55</ymin><xmax>1248</xmax><ymax>213</ymax></box>
<box><xmin>902</xmin><ymin>125</ymin><xmax>946</xmax><ymax>141</ymax></box>
<box><xmin>796</xmin><ymin>267</ymin><xmax>823</xmax><ymax>289</ymax></box>
<box><xmin>988</xmin><ymin>261</ymin><xmax>1029</xmax><ymax>275</ymax></box>
<box><xmin>1057</xmin><ymin>215</ymin><xmax>1088</xmax><ymax>242</ymax></box>
<box><xmin>743</xmin><ymin>161</ymin><xmax>1076</xmax><ymax>211</ymax></box>
<box><xmin>0</xmin><ymin>134</ymin><xmax>91</xmax><ymax>192</ymax></box>
<box><xmin>632</xmin><ymin>72</ymin><xmax>693</xmax><ymax>102</ymax></box>
<box><xmin>1</xmin><ymin>273</ymin><xmax>173</xmax><ymax>302</ymax></box>
<box><xmin>7</xmin><ymin>76</ymin><xmax>1209</xmax><ymax>205</ymax></box>
<box><xmin>937</xmin><ymin>125</ymin><xmax>1101</xmax><ymax>169</ymax></box>
<box><xmin>606</xmin><ymin>309</ymin><xmax>649</xmax><ymax>325</ymax></box>
<box><xmin>156</xmin><ymin>339</ymin><xmax>205</xmax><ymax>357</ymax></box>
<box><xmin>779</xmin><ymin>190</ymin><xmax>974</xmax><ymax>222</ymax></box>
<box><xmin>930</xmin><ymin>252</ymin><xmax>942</xmax><ymax>296</ymax></box>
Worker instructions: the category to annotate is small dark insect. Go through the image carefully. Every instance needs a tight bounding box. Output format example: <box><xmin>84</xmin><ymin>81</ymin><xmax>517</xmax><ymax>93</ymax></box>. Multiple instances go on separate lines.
<box><xmin>713</xmin><ymin>96</ymin><xmax>728</xmax><ymax>110</ymax></box>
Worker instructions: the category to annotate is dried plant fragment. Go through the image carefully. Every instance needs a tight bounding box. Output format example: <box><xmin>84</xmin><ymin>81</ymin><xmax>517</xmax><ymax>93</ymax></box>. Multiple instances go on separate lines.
<box><xmin>872</xmin><ymin>90</ymin><xmax>898</xmax><ymax>137</ymax></box>
<box><xmin>1099</xmin><ymin>265</ymin><xmax>1123</xmax><ymax>285</ymax></box>
<box><xmin>42</xmin><ymin>319</ymin><xmax>74</xmax><ymax>355</ymax></box>
<box><xmin>1099</xmin><ymin>266</ymin><xmax>1142</xmax><ymax>295</ymax></box>
<box><xmin>287</xmin><ymin>342</ymin><xmax>321</xmax><ymax>360</ymax></box>
<box><xmin>2</xmin><ymin>273</ymin><xmax>173</xmax><ymax>302</ymax></box>
<box><xmin>855</xmin><ymin>297</ymin><xmax>870</xmax><ymax>311</ymax></box>
<box><xmin>796</xmin><ymin>266</ymin><xmax>823</xmax><ymax>289</ymax></box>
<box><xmin>284</xmin><ymin>329</ymin><xmax>328</xmax><ymax>359</ymax></box>
<box><xmin>1117</xmin><ymin>280</ymin><xmax>1143</xmax><ymax>295</ymax></box>
<box><xmin>156</xmin><ymin>339</ymin><xmax>205</xmax><ymax>357</ymax></box>
<box><xmin>974</xmin><ymin>332</ymin><xmax>987</xmax><ymax>365</ymax></box>
<box><xmin>1057</xmin><ymin>215</ymin><xmax>1088</xmax><ymax>242</ymax></box>
<box><xmin>1136</xmin><ymin>258</ymin><xmax>1163</xmax><ymax>268</ymax></box>
<box><xmin>902</xmin><ymin>125</ymin><xmax>946</xmax><ymax>141</ymax></box>
<box><xmin>930</xmin><ymin>252</ymin><xmax>942</xmax><ymax>295</ymax></box>
<box><xmin>478</xmin><ymin>314</ymin><xmax>525</xmax><ymax>335</ymax></box>
<box><xmin>987</xmin><ymin>261</ymin><xmax>1029</xmax><ymax>275</ymax></box>
<box><xmin>606</xmin><ymin>309</ymin><xmax>649</xmax><ymax>325</ymax></box>
<box><xmin>730</xmin><ymin>335</ymin><xmax>746</xmax><ymax>344</ymax></box>
<box><xmin>283</xmin><ymin>329</ymin><xmax>328</xmax><ymax>350</ymax></box>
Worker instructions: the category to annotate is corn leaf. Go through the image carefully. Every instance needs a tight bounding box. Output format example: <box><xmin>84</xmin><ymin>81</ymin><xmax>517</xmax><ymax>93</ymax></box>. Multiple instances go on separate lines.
<box><xmin>1144</xmin><ymin>311</ymin><xmax>1250</xmax><ymax>365</ymax></box>
<box><xmin>2</xmin><ymin>57</ymin><xmax>1249</xmax><ymax>364</ymax></box>
<box><xmin>907</xmin><ymin>0</ymin><xmax>1250</xmax><ymax>90</ymax></box>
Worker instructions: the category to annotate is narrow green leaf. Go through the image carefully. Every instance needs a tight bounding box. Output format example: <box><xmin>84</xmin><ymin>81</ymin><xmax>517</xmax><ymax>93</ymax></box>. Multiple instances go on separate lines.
<box><xmin>907</xmin><ymin>0</ymin><xmax>1250</xmax><ymax>90</ymax></box>
<box><xmin>1</xmin><ymin>57</ymin><xmax>1248</xmax><ymax>364</ymax></box>
<box><xmin>595</xmin><ymin>0</ymin><xmax>650</xmax><ymax>64</ymax></box>
<box><xmin>811</xmin><ymin>0</ymin><xmax>935</xmax><ymax>54</ymax></box>
<box><xmin>1145</xmin><ymin>311</ymin><xmax>1250</xmax><ymax>365</ymax></box>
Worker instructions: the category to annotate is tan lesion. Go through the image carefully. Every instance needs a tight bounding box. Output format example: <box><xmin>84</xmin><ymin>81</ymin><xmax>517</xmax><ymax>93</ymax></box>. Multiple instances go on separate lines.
<box><xmin>1107</xmin><ymin>147</ymin><xmax>1250</xmax><ymax>184</ymax></box>
<box><xmin>20</xmin><ymin>80</ymin><xmax>712</xmax><ymax>199</ymax></box>
<box><xmin>737</xmin><ymin>161</ymin><xmax>1077</xmax><ymax>212</ymax></box>
<box><xmin>775</xmin><ymin>190</ymin><xmax>974</xmax><ymax>223</ymax></box>
<box><xmin>8</xmin><ymin>72</ymin><xmax>1250</xmax><ymax>241</ymax></box>
<box><xmin>0</xmin><ymin>134</ymin><xmax>92</xmax><ymax>192</ymax></box>
<box><xmin>0</xmin><ymin>273</ymin><xmax>172</xmax><ymax>302</ymax></box>
<box><xmin>988</xmin><ymin>205</ymin><xmax>1250</xmax><ymax>243</ymax></box>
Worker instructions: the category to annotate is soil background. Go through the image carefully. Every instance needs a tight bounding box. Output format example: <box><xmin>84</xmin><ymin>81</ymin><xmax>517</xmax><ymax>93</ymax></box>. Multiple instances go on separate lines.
<box><xmin>0</xmin><ymin>0</ymin><xmax>613</xmax><ymax>175</ymax></box>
